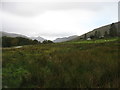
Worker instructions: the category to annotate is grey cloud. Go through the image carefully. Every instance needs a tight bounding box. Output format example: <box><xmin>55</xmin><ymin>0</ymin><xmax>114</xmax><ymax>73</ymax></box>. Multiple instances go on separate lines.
<box><xmin>1</xmin><ymin>2</ymin><xmax>115</xmax><ymax>17</ymax></box>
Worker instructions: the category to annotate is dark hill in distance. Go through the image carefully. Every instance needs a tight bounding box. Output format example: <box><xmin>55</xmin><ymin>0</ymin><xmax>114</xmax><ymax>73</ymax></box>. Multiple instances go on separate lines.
<box><xmin>71</xmin><ymin>21</ymin><xmax>120</xmax><ymax>41</ymax></box>
<box><xmin>1</xmin><ymin>21</ymin><xmax>119</xmax><ymax>43</ymax></box>
<box><xmin>0</xmin><ymin>31</ymin><xmax>46</xmax><ymax>42</ymax></box>
<box><xmin>53</xmin><ymin>35</ymin><xmax>78</xmax><ymax>43</ymax></box>
<box><xmin>0</xmin><ymin>31</ymin><xmax>28</xmax><ymax>38</ymax></box>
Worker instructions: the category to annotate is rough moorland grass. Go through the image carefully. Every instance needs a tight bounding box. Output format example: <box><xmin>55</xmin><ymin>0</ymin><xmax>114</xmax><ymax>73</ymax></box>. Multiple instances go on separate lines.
<box><xmin>66</xmin><ymin>37</ymin><xmax>119</xmax><ymax>44</ymax></box>
<box><xmin>2</xmin><ymin>38</ymin><xmax>120</xmax><ymax>88</ymax></box>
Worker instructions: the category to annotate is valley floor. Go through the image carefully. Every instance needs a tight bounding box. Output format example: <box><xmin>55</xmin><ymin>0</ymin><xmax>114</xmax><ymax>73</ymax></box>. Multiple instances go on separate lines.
<box><xmin>2</xmin><ymin>38</ymin><xmax>120</xmax><ymax>88</ymax></box>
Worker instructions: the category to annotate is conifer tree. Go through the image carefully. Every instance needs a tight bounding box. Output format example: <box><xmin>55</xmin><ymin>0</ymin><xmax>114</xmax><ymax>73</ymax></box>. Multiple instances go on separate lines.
<box><xmin>109</xmin><ymin>23</ymin><xmax>117</xmax><ymax>37</ymax></box>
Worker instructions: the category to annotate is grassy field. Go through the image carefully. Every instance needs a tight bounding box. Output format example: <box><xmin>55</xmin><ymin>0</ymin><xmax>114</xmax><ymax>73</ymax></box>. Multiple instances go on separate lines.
<box><xmin>2</xmin><ymin>38</ymin><xmax>120</xmax><ymax>88</ymax></box>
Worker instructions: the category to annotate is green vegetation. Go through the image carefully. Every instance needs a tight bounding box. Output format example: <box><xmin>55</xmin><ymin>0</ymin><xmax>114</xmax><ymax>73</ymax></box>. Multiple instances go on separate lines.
<box><xmin>94</xmin><ymin>31</ymin><xmax>101</xmax><ymax>38</ymax></box>
<box><xmin>67</xmin><ymin>37</ymin><xmax>119</xmax><ymax>44</ymax></box>
<box><xmin>2</xmin><ymin>38</ymin><xmax>120</xmax><ymax>88</ymax></box>
<box><xmin>109</xmin><ymin>23</ymin><xmax>118</xmax><ymax>37</ymax></box>
<box><xmin>1</xmin><ymin>36</ymin><xmax>53</xmax><ymax>47</ymax></box>
<box><xmin>42</xmin><ymin>40</ymin><xmax>53</xmax><ymax>44</ymax></box>
<box><xmin>82</xmin><ymin>22</ymin><xmax>119</xmax><ymax>40</ymax></box>
<box><xmin>1</xmin><ymin>36</ymin><xmax>40</xmax><ymax>47</ymax></box>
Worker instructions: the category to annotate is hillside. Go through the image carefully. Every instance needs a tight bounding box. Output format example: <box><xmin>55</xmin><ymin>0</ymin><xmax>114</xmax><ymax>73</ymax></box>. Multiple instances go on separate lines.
<box><xmin>71</xmin><ymin>22</ymin><xmax>120</xmax><ymax>41</ymax></box>
<box><xmin>0</xmin><ymin>31</ymin><xmax>46</xmax><ymax>42</ymax></box>
<box><xmin>53</xmin><ymin>35</ymin><xmax>78</xmax><ymax>43</ymax></box>
<box><xmin>0</xmin><ymin>31</ymin><xmax>28</xmax><ymax>38</ymax></box>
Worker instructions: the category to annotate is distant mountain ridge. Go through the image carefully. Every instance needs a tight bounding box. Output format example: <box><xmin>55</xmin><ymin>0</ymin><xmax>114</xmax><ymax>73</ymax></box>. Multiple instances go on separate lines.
<box><xmin>53</xmin><ymin>35</ymin><xmax>78</xmax><ymax>43</ymax></box>
<box><xmin>30</xmin><ymin>36</ymin><xmax>46</xmax><ymax>42</ymax></box>
<box><xmin>1</xmin><ymin>21</ymin><xmax>119</xmax><ymax>43</ymax></box>
<box><xmin>0</xmin><ymin>31</ymin><xmax>28</xmax><ymax>38</ymax></box>
<box><xmin>0</xmin><ymin>31</ymin><xmax>46</xmax><ymax>42</ymax></box>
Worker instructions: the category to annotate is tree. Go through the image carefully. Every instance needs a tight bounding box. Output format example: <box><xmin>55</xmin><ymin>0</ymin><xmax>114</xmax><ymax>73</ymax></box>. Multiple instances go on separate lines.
<box><xmin>33</xmin><ymin>39</ymin><xmax>39</xmax><ymax>44</ymax></box>
<box><xmin>90</xmin><ymin>35</ymin><xmax>94</xmax><ymax>39</ymax></box>
<box><xmin>2</xmin><ymin>36</ymin><xmax>12</xmax><ymax>47</ymax></box>
<box><xmin>104</xmin><ymin>31</ymin><xmax>109</xmax><ymax>37</ymax></box>
<box><xmin>84</xmin><ymin>34</ymin><xmax>87</xmax><ymax>40</ymax></box>
<box><xmin>109</xmin><ymin>23</ymin><xmax>117</xmax><ymax>37</ymax></box>
<box><xmin>43</xmin><ymin>40</ymin><xmax>53</xmax><ymax>44</ymax></box>
<box><xmin>47</xmin><ymin>40</ymin><xmax>53</xmax><ymax>43</ymax></box>
<box><xmin>94</xmin><ymin>31</ymin><xmax>101</xmax><ymax>38</ymax></box>
<box><xmin>97</xmin><ymin>31</ymin><xmax>101</xmax><ymax>38</ymax></box>
<box><xmin>94</xmin><ymin>31</ymin><xmax>98</xmax><ymax>38</ymax></box>
<box><xmin>2</xmin><ymin>36</ymin><xmax>40</xmax><ymax>47</ymax></box>
<box><xmin>11</xmin><ymin>38</ymin><xmax>19</xmax><ymax>46</ymax></box>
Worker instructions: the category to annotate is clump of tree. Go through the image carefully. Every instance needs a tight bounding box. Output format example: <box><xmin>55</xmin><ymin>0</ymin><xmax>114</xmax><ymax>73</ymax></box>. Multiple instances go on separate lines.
<box><xmin>42</xmin><ymin>40</ymin><xmax>53</xmax><ymax>44</ymax></box>
<box><xmin>94</xmin><ymin>31</ymin><xmax>101</xmax><ymax>39</ymax></box>
<box><xmin>109</xmin><ymin>23</ymin><xmax>118</xmax><ymax>37</ymax></box>
<box><xmin>104</xmin><ymin>23</ymin><xmax>118</xmax><ymax>38</ymax></box>
<box><xmin>33</xmin><ymin>39</ymin><xmax>39</xmax><ymax>44</ymax></box>
<box><xmin>84</xmin><ymin>34</ymin><xmax>87</xmax><ymax>40</ymax></box>
<box><xmin>89</xmin><ymin>35</ymin><xmax>95</xmax><ymax>39</ymax></box>
<box><xmin>104</xmin><ymin>31</ymin><xmax>109</xmax><ymax>38</ymax></box>
<box><xmin>2</xmin><ymin>36</ymin><xmax>40</xmax><ymax>47</ymax></box>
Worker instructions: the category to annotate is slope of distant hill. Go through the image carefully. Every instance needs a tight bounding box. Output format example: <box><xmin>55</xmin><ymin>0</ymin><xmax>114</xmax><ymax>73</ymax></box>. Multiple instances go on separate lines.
<box><xmin>0</xmin><ymin>31</ymin><xmax>29</xmax><ymax>38</ymax></box>
<box><xmin>71</xmin><ymin>22</ymin><xmax>120</xmax><ymax>41</ymax></box>
<box><xmin>30</xmin><ymin>36</ymin><xmax>46</xmax><ymax>42</ymax></box>
<box><xmin>53</xmin><ymin>35</ymin><xmax>78</xmax><ymax>43</ymax></box>
<box><xmin>0</xmin><ymin>31</ymin><xmax>46</xmax><ymax>42</ymax></box>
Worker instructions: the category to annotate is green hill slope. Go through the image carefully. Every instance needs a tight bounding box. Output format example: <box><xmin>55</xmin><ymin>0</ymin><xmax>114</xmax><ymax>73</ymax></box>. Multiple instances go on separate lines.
<box><xmin>71</xmin><ymin>22</ymin><xmax>120</xmax><ymax>41</ymax></box>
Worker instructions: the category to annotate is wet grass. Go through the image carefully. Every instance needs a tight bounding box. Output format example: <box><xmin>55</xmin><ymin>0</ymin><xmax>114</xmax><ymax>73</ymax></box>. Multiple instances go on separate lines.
<box><xmin>2</xmin><ymin>38</ymin><xmax>120</xmax><ymax>88</ymax></box>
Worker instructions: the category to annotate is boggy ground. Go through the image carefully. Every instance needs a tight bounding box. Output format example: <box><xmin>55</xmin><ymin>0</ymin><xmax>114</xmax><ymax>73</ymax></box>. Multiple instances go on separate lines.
<box><xmin>2</xmin><ymin>38</ymin><xmax>120</xmax><ymax>88</ymax></box>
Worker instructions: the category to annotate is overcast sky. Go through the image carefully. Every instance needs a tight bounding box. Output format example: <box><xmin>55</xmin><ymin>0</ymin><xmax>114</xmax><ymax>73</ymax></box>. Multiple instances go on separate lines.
<box><xmin>0</xmin><ymin>0</ymin><xmax>119</xmax><ymax>40</ymax></box>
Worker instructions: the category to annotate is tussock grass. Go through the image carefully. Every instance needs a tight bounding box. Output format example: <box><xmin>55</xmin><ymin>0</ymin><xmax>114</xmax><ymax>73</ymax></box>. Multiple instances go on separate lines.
<box><xmin>2</xmin><ymin>38</ymin><xmax>119</xmax><ymax>88</ymax></box>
